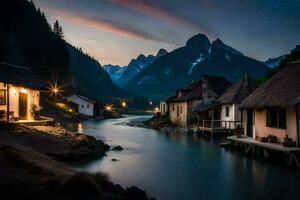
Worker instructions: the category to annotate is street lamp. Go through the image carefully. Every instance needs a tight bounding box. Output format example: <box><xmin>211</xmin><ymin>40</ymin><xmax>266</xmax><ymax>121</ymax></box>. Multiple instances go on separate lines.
<box><xmin>121</xmin><ymin>101</ymin><xmax>127</xmax><ymax>108</ymax></box>
<box><xmin>48</xmin><ymin>81</ymin><xmax>62</xmax><ymax>103</ymax></box>
<box><xmin>105</xmin><ymin>103</ymin><xmax>113</xmax><ymax>112</ymax></box>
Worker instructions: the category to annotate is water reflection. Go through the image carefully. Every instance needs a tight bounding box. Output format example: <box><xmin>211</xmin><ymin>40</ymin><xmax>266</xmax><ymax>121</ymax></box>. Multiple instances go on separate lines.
<box><xmin>77</xmin><ymin>123</ymin><xmax>83</xmax><ymax>134</ymax></box>
<box><xmin>69</xmin><ymin>115</ymin><xmax>300</xmax><ymax>200</ymax></box>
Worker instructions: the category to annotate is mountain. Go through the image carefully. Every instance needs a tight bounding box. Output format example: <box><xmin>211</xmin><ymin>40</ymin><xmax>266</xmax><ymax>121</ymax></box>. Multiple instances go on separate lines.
<box><xmin>265</xmin><ymin>55</ymin><xmax>287</xmax><ymax>68</ymax></box>
<box><xmin>106</xmin><ymin>48</ymin><xmax>168</xmax><ymax>87</ymax></box>
<box><xmin>126</xmin><ymin>34</ymin><xmax>270</xmax><ymax>99</ymax></box>
<box><xmin>103</xmin><ymin>64</ymin><xmax>125</xmax><ymax>82</ymax></box>
<box><xmin>0</xmin><ymin>0</ymin><xmax>146</xmax><ymax>104</ymax></box>
<box><xmin>0</xmin><ymin>0</ymin><xmax>70</xmax><ymax>88</ymax></box>
<box><xmin>67</xmin><ymin>45</ymin><xmax>129</xmax><ymax>100</ymax></box>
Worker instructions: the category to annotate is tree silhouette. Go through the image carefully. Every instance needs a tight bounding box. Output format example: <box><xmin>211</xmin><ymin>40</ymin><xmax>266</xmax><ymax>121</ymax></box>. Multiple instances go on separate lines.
<box><xmin>53</xmin><ymin>20</ymin><xmax>64</xmax><ymax>39</ymax></box>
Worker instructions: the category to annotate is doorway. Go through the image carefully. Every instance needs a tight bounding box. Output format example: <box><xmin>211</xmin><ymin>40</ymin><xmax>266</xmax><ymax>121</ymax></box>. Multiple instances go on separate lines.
<box><xmin>19</xmin><ymin>93</ymin><xmax>28</xmax><ymax>120</ymax></box>
<box><xmin>247</xmin><ymin>110</ymin><xmax>253</xmax><ymax>137</ymax></box>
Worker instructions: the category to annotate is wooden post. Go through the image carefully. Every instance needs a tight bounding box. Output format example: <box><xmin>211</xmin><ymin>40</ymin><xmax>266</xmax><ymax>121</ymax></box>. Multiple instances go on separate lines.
<box><xmin>240</xmin><ymin>109</ymin><xmax>244</xmax><ymax>128</ymax></box>
<box><xmin>6</xmin><ymin>83</ymin><xmax>9</xmax><ymax>122</ymax></box>
<box><xmin>295</xmin><ymin>107</ymin><xmax>300</xmax><ymax>147</ymax></box>
<box><xmin>211</xmin><ymin>108</ymin><xmax>215</xmax><ymax>137</ymax></box>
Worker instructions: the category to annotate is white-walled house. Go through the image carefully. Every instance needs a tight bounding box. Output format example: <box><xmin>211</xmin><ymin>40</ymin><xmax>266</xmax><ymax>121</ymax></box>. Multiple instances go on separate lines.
<box><xmin>240</xmin><ymin>61</ymin><xmax>300</xmax><ymax>145</ymax></box>
<box><xmin>0</xmin><ymin>62</ymin><xmax>44</xmax><ymax>122</ymax></box>
<box><xmin>217</xmin><ymin>74</ymin><xmax>256</xmax><ymax>129</ymax></box>
<box><xmin>67</xmin><ymin>95</ymin><xmax>95</xmax><ymax>116</ymax></box>
<box><xmin>166</xmin><ymin>76</ymin><xmax>231</xmax><ymax>127</ymax></box>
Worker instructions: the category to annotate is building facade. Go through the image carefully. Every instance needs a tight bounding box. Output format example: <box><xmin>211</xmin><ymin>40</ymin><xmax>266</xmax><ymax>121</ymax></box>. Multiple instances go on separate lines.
<box><xmin>240</xmin><ymin>61</ymin><xmax>300</xmax><ymax>145</ymax></box>
<box><xmin>218</xmin><ymin>74</ymin><xmax>256</xmax><ymax>129</ymax></box>
<box><xmin>67</xmin><ymin>95</ymin><xmax>95</xmax><ymax>116</ymax></box>
<box><xmin>0</xmin><ymin>62</ymin><xmax>43</xmax><ymax>121</ymax></box>
<box><xmin>166</xmin><ymin>76</ymin><xmax>231</xmax><ymax>127</ymax></box>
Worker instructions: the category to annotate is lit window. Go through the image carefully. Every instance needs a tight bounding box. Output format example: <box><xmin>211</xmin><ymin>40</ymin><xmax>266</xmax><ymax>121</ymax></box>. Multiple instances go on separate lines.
<box><xmin>0</xmin><ymin>89</ymin><xmax>6</xmax><ymax>105</ymax></box>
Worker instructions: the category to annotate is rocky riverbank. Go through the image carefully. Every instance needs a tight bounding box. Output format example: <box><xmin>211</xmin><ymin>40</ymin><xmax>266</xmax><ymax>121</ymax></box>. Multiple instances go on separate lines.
<box><xmin>0</xmin><ymin>123</ymin><xmax>155</xmax><ymax>200</ymax></box>
<box><xmin>142</xmin><ymin>115</ymin><xmax>198</xmax><ymax>135</ymax></box>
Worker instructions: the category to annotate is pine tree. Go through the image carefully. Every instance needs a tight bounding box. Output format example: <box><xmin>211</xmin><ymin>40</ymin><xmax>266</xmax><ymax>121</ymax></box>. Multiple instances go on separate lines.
<box><xmin>53</xmin><ymin>20</ymin><xmax>64</xmax><ymax>39</ymax></box>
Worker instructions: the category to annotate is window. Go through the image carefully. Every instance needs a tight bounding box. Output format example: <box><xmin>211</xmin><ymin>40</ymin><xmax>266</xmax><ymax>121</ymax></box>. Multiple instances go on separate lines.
<box><xmin>81</xmin><ymin>104</ymin><xmax>84</xmax><ymax>108</ymax></box>
<box><xmin>177</xmin><ymin>106</ymin><xmax>179</xmax><ymax>117</ymax></box>
<box><xmin>87</xmin><ymin>103</ymin><xmax>89</xmax><ymax>109</ymax></box>
<box><xmin>225</xmin><ymin>106</ymin><xmax>229</xmax><ymax>117</ymax></box>
<box><xmin>163</xmin><ymin>104</ymin><xmax>165</xmax><ymax>113</ymax></box>
<box><xmin>266</xmin><ymin>107</ymin><xmax>286</xmax><ymax>129</ymax></box>
<box><xmin>0</xmin><ymin>89</ymin><xmax>6</xmax><ymax>105</ymax></box>
<box><xmin>180</xmin><ymin>106</ymin><xmax>183</xmax><ymax>114</ymax></box>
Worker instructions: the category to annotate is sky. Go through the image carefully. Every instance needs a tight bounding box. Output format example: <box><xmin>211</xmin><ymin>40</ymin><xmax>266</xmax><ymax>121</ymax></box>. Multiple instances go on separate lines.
<box><xmin>34</xmin><ymin>0</ymin><xmax>300</xmax><ymax>66</ymax></box>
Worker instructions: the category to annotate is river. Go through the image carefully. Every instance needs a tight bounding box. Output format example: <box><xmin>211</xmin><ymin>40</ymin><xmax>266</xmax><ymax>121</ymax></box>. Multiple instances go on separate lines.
<box><xmin>70</xmin><ymin>115</ymin><xmax>300</xmax><ymax>200</ymax></box>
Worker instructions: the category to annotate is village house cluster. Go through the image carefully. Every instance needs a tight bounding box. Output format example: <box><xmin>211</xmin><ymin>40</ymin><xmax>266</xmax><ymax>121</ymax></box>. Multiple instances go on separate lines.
<box><xmin>160</xmin><ymin>61</ymin><xmax>300</xmax><ymax>164</ymax></box>
<box><xmin>0</xmin><ymin>62</ymin><xmax>102</xmax><ymax>123</ymax></box>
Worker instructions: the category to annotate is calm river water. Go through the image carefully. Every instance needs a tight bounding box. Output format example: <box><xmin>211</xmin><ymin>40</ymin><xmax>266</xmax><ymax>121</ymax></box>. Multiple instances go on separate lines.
<box><xmin>70</xmin><ymin>115</ymin><xmax>300</xmax><ymax>200</ymax></box>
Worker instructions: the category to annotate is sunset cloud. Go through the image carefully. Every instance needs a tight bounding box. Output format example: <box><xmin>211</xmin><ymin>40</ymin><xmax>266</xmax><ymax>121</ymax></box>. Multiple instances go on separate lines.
<box><xmin>46</xmin><ymin>8</ymin><xmax>165</xmax><ymax>42</ymax></box>
<box><xmin>109</xmin><ymin>0</ymin><xmax>199</xmax><ymax>29</ymax></box>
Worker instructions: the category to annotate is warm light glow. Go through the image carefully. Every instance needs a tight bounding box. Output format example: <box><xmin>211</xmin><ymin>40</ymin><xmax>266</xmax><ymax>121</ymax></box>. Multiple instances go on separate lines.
<box><xmin>56</xmin><ymin>102</ymin><xmax>66</xmax><ymax>109</ymax></box>
<box><xmin>69</xmin><ymin>109</ymin><xmax>73</xmax><ymax>113</ymax></box>
<box><xmin>155</xmin><ymin>107</ymin><xmax>160</xmax><ymax>113</ymax></box>
<box><xmin>10</xmin><ymin>88</ymin><xmax>17</xmax><ymax>95</ymax></box>
<box><xmin>48</xmin><ymin>81</ymin><xmax>63</xmax><ymax>97</ymax></box>
<box><xmin>20</xmin><ymin>88</ymin><xmax>28</xmax><ymax>93</ymax></box>
<box><xmin>121</xmin><ymin>101</ymin><xmax>127</xmax><ymax>108</ymax></box>
<box><xmin>105</xmin><ymin>103</ymin><xmax>113</xmax><ymax>111</ymax></box>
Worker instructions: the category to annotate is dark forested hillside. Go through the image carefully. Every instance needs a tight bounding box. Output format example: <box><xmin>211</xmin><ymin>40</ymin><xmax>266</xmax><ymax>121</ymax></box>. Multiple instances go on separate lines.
<box><xmin>67</xmin><ymin>44</ymin><xmax>129</xmax><ymax>100</ymax></box>
<box><xmin>0</xmin><ymin>0</ymin><xmax>71</xmax><ymax>88</ymax></box>
<box><xmin>0</xmin><ymin>0</ymin><xmax>147</xmax><ymax>105</ymax></box>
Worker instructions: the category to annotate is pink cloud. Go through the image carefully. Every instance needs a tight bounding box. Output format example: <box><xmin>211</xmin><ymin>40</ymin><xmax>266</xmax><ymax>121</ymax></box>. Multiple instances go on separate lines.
<box><xmin>110</xmin><ymin>0</ymin><xmax>199</xmax><ymax>29</ymax></box>
<box><xmin>46</xmin><ymin>7</ymin><xmax>163</xmax><ymax>41</ymax></box>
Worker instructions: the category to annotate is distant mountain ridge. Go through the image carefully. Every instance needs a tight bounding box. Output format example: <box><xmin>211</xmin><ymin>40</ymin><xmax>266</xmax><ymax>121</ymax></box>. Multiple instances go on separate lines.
<box><xmin>126</xmin><ymin>33</ymin><xmax>270</xmax><ymax>99</ymax></box>
<box><xmin>265</xmin><ymin>55</ymin><xmax>288</xmax><ymax>68</ymax></box>
<box><xmin>104</xmin><ymin>48</ymin><xmax>168</xmax><ymax>86</ymax></box>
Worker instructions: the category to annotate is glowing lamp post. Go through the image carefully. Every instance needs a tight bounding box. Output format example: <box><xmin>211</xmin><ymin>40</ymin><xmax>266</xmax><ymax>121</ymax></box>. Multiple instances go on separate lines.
<box><xmin>121</xmin><ymin>101</ymin><xmax>127</xmax><ymax>108</ymax></box>
<box><xmin>48</xmin><ymin>82</ymin><xmax>62</xmax><ymax>103</ymax></box>
<box><xmin>105</xmin><ymin>104</ymin><xmax>113</xmax><ymax>112</ymax></box>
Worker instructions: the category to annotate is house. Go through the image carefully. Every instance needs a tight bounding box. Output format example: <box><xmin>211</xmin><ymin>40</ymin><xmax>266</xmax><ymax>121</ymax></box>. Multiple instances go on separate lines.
<box><xmin>217</xmin><ymin>74</ymin><xmax>256</xmax><ymax>129</ymax></box>
<box><xmin>166</xmin><ymin>75</ymin><xmax>231</xmax><ymax>127</ymax></box>
<box><xmin>240</xmin><ymin>61</ymin><xmax>300</xmax><ymax>145</ymax></box>
<box><xmin>160</xmin><ymin>96</ymin><xmax>175</xmax><ymax>116</ymax></box>
<box><xmin>67</xmin><ymin>94</ymin><xmax>95</xmax><ymax>116</ymax></box>
<box><xmin>0</xmin><ymin>62</ymin><xmax>44</xmax><ymax>122</ymax></box>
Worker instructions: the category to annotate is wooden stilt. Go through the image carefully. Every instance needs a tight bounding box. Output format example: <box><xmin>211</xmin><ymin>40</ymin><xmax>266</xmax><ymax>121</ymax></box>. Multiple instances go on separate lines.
<box><xmin>6</xmin><ymin>83</ymin><xmax>10</xmax><ymax>122</ymax></box>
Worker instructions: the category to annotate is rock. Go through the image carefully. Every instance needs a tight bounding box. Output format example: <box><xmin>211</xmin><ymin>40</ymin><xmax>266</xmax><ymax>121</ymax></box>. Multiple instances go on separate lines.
<box><xmin>111</xmin><ymin>158</ymin><xmax>119</xmax><ymax>162</ymax></box>
<box><xmin>125</xmin><ymin>186</ymin><xmax>148</xmax><ymax>200</ymax></box>
<box><xmin>61</xmin><ymin>172</ymin><xmax>103</xmax><ymax>200</ymax></box>
<box><xmin>112</xmin><ymin>145</ymin><xmax>123</xmax><ymax>151</ymax></box>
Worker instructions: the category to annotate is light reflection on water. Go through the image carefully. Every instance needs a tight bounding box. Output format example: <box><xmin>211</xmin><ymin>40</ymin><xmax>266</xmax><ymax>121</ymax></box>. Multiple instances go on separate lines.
<box><xmin>68</xmin><ymin>115</ymin><xmax>300</xmax><ymax>200</ymax></box>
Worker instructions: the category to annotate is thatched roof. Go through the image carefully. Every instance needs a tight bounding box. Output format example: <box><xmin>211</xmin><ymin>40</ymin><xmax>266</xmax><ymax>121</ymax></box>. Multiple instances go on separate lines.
<box><xmin>240</xmin><ymin>61</ymin><xmax>300</xmax><ymax>109</ymax></box>
<box><xmin>0</xmin><ymin>62</ymin><xmax>45</xmax><ymax>90</ymax></box>
<box><xmin>218</xmin><ymin>74</ymin><xmax>256</xmax><ymax>104</ymax></box>
<box><xmin>194</xmin><ymin>100</ymin><xmax>220</xmax><ymax>113</ymax></box>
<box><xmin>167</xmin><ymin>76</ymin><xmax>231</xmax><ymax>102</ymax></box>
